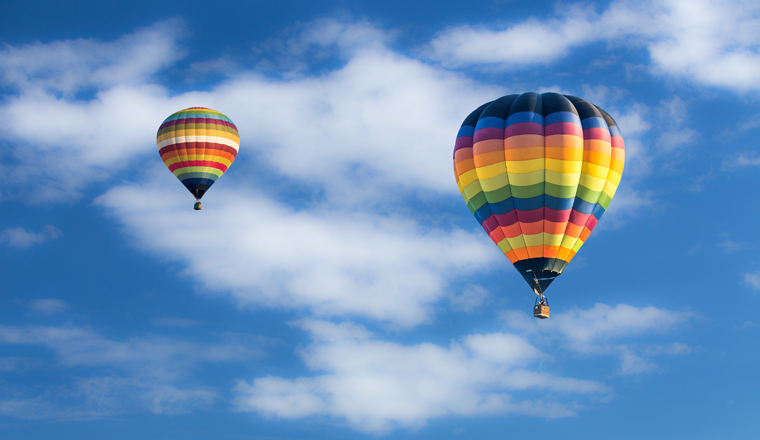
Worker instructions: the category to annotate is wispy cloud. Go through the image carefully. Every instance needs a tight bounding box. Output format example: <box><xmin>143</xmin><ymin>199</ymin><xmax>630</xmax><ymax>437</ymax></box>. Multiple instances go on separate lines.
<box><xmin>28</xmin><ymin>299</ymin><xmax>68</xmax><ymax>315</ymax></box>
<box><xmin>0</xmin><ymin>323</ymin><xmax>266</xmax><ymax>419</ymax></box>
<box><xmin>427</xmin><ymin>0</ymin><xmax>760</xmax><ymax>93</ymax></box>
<box><xmin>501</xmin><ymin>303</ymin><xmax>697</xmax><ymax>375</ymax></box>
<box><xmin>0</xmin><ymin>225</ymin><xmax>62</xmax><ymax>249</ymax></box>
<box><xmin>744</xmin><ymin>272</ymin><xmax>760</xmax><ymax>290</ymax></box>
<box><xmin>234</xmin><ymin>319</ymin><xmax>610</xmax><ymax>434</ymax></box>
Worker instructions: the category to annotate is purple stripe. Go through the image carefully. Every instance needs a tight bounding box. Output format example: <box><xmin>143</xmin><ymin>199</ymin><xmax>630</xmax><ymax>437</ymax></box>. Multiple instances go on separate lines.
<box><xmin>516</xmin><ymin>208</ymin><xmax>544</xmax><ymax>223</ymax></box>
<box><xmin>481</xmin><ymin>215</ymin><xmax>499</xmax><ymax>233</ymax></box>
<box><xmin>454</xmin><ymin>136</ymin><xmax>473</xmax><ymax>153</ymax></box>
<box><xmin>505</xmin><ymin>122</ymin><xmax>544</xmax><ymax>138</ymax></box>
<box><xmin>473</xmin><ymin>127</ymin><xmax>504</xmax><ymax>143</ymax></box>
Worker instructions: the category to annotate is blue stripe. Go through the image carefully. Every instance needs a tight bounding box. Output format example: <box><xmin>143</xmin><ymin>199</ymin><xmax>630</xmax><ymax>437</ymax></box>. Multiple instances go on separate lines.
<box><xmin>592</xmin><ymin>204</ymin><xmax>606</xmax><ymax>220</ymax></box>
<box><xmin>608</xmin><ymin>125</ymin><xmax>622</xmax><ymax>137</ymax></box>
<box><xmin>513</xmin><ymin>195</ymin><xmax>544</xmax><ymax>211</ymax></box>
<box><xmin>181</xmin><ymin>178</ymin><xmax>216</xmax><ymax>186</ymax></box>
<box><xmin>474</xmin><ymin>204</ymin><xmax>494</xmax><ymax>224</ymax></box>
<box><xmin>581</xmin><ymin>117</ymin><xmax>608</xmax><ymax>130</ymax></box>
<box><xmin>572</xmin><ymin>197</ymin><xmax>595</xmax><ymax>214</ymax></box>
<box><xmin>545</xmin><ymin>111</ymin><xmax>581</xmax><ymax>125</ymax></box>
<box><xmin>490</xmin><ymin>198</ymin><xmax>516</xmax><ymax>215</ymax></box>
<box><xmin>475</xmin><ymin>117</ymin><xmax>505</xmax><ymax>130</ymax></box>
<box><xmin>457</xmin><ymin>126</ymin><xmax>475</xmax><ymax>137</ymax></box>
<box><xmin>506</xmin><ymin>112</ymin><xmax>544</xmax><ymax>125</ymax></box>
<box><xmin>545</xmin><ymin>195</ymin><xmax>574</xmax><ymax>211</ymax></box>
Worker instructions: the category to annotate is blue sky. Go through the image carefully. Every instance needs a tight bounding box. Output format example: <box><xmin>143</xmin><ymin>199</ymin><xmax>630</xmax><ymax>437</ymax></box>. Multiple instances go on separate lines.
<box><xmin>1</xmin><ymin>0</ymin><xmax>759</xmax><ymax>438</ymax></box>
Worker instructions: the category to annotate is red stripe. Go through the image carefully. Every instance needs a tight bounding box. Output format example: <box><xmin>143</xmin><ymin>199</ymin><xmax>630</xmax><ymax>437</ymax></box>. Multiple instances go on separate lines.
<box><xmin>545</xmin><ymin>122</ymin><xmax>582</xmax><ymax>137</ymax></box>
<box><xmin>582</xmin><ymin>127</ymin><xmax>611</xmax><ymax>142</ymax></box>
<box><xmin>159</xmin><ymin>142</ymin><xmax>238</xmax><ymax>157</ymax></box>
<box><xmin>168</xmin><ymin>161</ymin><xmax>228</xmax><ymax>172</ymax></box>
<box><xmin>159</xmin><ymin>118</ymin><xmax>238</xmax><ymax>132</ymax></box>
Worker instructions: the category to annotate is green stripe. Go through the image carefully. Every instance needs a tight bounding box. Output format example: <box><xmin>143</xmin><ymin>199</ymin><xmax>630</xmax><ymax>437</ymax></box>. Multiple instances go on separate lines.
<box><xmin>510</xmin><ymin>182</ymin><xmax>544</xmax><ymax>199</ymax></box>
<box><xmin>576</xmin><ymin>185</ymin><xmax>602</xmax><ymax>203</ymax></box>
<box><xmin>483</xmin><ymin>185</ymin><xmax>512</xmax><ymax>203</ymax></box>
<box><xmin>176</xmin><ymin>172</ymin><xmax>220</xmax><ymax>181</ymax></box>
<box><xmin>545</xmin><ymin>182</ymin><xmax>577</xmax><ymax>198</ymax></box>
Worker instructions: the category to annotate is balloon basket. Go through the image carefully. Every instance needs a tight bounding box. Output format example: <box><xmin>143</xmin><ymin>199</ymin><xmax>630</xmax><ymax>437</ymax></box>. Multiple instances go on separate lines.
<box><xmin>533</xmin><ymin>304</ymin><xmax>550</xmax><ymax>319</ymax></box>
<box><xmin>194</xmin><ymin>201</ymin><xmax>202</xmax><ymax>211</ymax></box>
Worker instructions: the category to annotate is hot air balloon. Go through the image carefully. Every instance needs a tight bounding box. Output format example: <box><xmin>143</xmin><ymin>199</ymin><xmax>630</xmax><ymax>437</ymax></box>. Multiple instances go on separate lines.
<box><xmin>453</xmin><ymin>93</ymin><xmax>624</xmax><ymax>318</ymax></box>
<box><xmin>157</xmin><ymin>107</ymin><xmax>239</xmax><ymax>210</ymax></box>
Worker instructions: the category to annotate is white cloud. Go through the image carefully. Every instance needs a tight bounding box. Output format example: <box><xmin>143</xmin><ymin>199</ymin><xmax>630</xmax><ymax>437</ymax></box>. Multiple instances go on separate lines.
<box><xmin>0</xmin><ymin>19</ymin><xmax>497</xmax><ymax>204</ymax></box>
<box><xmin>449</xmin><ymin>285</ymin><xmax>490</xmax><ymax>312</ymax></box>
<box><xmin>427</xmin><ymin>0</ymin><xmax>760</xmax><ymax>93</ymax></box>
<box><xmin>0</xmin><ymin>225</ymin><xmax>62</xmax><ymax>248</ymax></box>
<box><xmin>501</xmin><ymin>303</ymin><xmax>697</xmax><ymax>374</ymax></box>
<box><xmin>744</xmin><ymin>272</ymin><xmax>760</xmax><ymax>290</ymax></box>
<box><xmin>234</xmin><ymin>319</ymin><xmax>609</xmax><ymax>434</ymax></box>
<box><xmin>97</xmin><ymin>180</ymin><xmax>498</xmax><ymax>328</ymax></box>
<box><xmin>28</xmin><ymin>299</ymin><xmax>68</xmax><ymax>315</ymax></box>
<box><xmin>0</xmin><ymin>323</ymin><xmax>265</xmax><ymax>419</ymax></box>
<box><xmin>0</xmin><ymin>19</ymin><xmax>183</xmax><ymax>95</ymax></box>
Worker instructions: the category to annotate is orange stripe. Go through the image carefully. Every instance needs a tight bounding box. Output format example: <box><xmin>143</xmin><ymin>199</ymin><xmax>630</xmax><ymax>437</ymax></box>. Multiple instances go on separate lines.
<box><xmin>580</xmin><ymin>227</ymin><xmax>591</xmax><ymax>241</ymax></box>
<box><xmin>557</xmin><ymin>247</ymin><xmax>572</xmax><ymax>261</ymax></box>
<box><xmin>513</xmin><ymin>247</ymin><xmax>530</xmax><ymax>260</ymax></box>
<box><xmin>564</xmin><ymin>223</ymin><xmax>583</xmax><ymax>238</ymax></box>
<box><xmin>544</xmin><ymin>220</ymin><xmax>566</xmax><ymax>235</ymax></box>
<box><xmin>456</xmin><ymin>159</ymin><xmax>475</xmax><ymax>175</ymax></box>
<box><xmin>504</xmin><ymin>146</ymin><xmax>545</xmax><ymax>161</ymax></box>
<box><xmin>473</xmin><ymin>150</ymin><xmax>505</xmax><ymax>167</ymax></box>
<box><xmin>543</xmin><ymin>246</ymin><xmax>560</xmax><ymax>258</ymax></box>
<box><xmin>546</xmin><ymin>134</ymin><xmax>583</xmax><ymax>148</ymax></box>
<box><xmin>527</xmin><ymin>245</ymin><xmax>543</xmax><ymax>258</ymax></box>
<box><xmin>583</xmin><ymin>150</ymin><xmax>612</xmax><ymax>167</ymax></box>
<box><xmin>546</xmin><ymin>146</ymin><xmax>583</xmax><ymax>160</ymax></box>
<box><xmin>505</xmin><ymin>134</ymin><xmax>543</xmax><ymax>150</ymax></box>
<box><xmin>505</xmin><ymin>250</ymin><xmax>519</xmax><ymax>263</ymax></box>
<box><xmin>521</xmin><ymin>221</ymin><xmax>543</xmax><ymax>235</ymax></box>
<box><xmin>583</xmin><ymin>139</ymin><xmax>611</xmax><ymax>153</ymax></box>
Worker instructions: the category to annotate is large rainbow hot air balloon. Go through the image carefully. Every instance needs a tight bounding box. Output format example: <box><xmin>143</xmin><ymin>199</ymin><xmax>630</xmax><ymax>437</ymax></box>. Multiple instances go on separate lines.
<box><xmin>453</xmin><ymin>92</ymin><xmax>624</xmax><ymax>317</ymax></box>
<box><xmin>157</xmin><ymin>107</ymin><xmax>239</xmax><ymax>210</ymax></box>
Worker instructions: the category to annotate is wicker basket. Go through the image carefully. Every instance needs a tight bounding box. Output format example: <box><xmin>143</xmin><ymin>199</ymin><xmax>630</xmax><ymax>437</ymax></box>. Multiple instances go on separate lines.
<box><xmin>533</xmin><ymin>304</ymin><xmax>550</xmax><ymax>319</ymax></box>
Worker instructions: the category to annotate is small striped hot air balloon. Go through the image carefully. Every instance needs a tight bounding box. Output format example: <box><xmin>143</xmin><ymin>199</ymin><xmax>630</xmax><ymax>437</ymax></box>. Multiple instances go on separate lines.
<box><xmin>156</xmin><ymin>107</ymin><xmax>239</xmax><ymax>210</ymax></box>
<box><xmin>453</xmin><ymin>92</ymin><xmax>625</xmax><ymax>318</ymax></box>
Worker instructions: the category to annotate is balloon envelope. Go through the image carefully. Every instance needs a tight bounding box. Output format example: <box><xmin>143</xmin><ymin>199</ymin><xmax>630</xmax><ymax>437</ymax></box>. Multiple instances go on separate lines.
<box><xmin>157</xmin><ymin>107</ymin><xmax>239</xmax><ymax>200</ymax></box>
<box><xmin>453</xmin><ymin>92</ymin><xmax>625</xmax><ymax>294</ymax></box>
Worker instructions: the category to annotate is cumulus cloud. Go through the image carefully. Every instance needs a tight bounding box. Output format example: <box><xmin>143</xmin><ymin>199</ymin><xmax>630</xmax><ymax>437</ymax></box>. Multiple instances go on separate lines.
<box><xmin>0</xmin><ymin>18</ymin><xmax>497</xmax><ymax>204</ymax></box>
<box><xmin>501</xmin><ymin>303</ymin><xmax>697</xmax><ymax>374</ymax></box>
<box><xmin>0</xmin><ymin>224</ymin><xmax>62</xmax><ymax>248</ymax></box>
<box><xmin>427</xmin><ymin>0</ymin><xmax>760</xmax><ymax>93</ymax></box>
<box><xmin>97</xmin><ymin>180</ymin><xmax>498</xmax><ymax>328</ymax></box>
<box><xmin>0</xmin><ymin>323</ymin><xmax>265</xmax><ymax>419</ymax></box>
<box><xmin>234</xmin><ymin>319</ymin><xmax>610</xmax><ymax>434</ymax></box>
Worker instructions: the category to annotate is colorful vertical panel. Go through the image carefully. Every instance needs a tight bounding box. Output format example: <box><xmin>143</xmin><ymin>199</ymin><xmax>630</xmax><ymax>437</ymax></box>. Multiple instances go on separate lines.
<box><xmin>453</xmin><ymin>93</ymin><xmax>625</xmax><ymax>294</ymax></box>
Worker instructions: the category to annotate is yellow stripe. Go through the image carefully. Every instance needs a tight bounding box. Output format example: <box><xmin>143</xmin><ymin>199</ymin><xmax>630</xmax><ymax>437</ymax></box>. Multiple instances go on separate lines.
<box><xmin>505</xmin><ymin>158</ymin><xmax>544</xmax><ymax>173</ymax></box>
<box><xmin>458</xmin><ymin>169</ymin><xmax>479</xmax><ymax>187</ymax></box>
<box><xmin>546</xmin><ymin>158</ymin><xmax>582</xmax><ymax>173</ymax></box>
<box><xmin>158</xmin><ymin>129</ymin><xmax>239</xmax><ymax>143</ymax></box>
<box><xmin>172</xmin><ymin>167</ymin><xmax>224</xmax><ymax>177</ymax></box>
<box><xmin>506</xmin><ymin>235</ymin><xmax>528</xmax><ymax>250</ymax></box>
<box><xmin>579</xmin><ymin>173</ymin><xmax>606</xmax><ymax>192</ymax></box>
<box><xmin>602</xmin><ymin>181</ymin><xmax>618</xmax><ymax>198</ymax></box>
<box><xmin>523</xmin><ymin>233</ymin><xmax>543</xmax><ymax>247</ymax></box>
<box><xmin>479</xmin><ymin>173</ymin><xmax>510</xmax><ymax>192</ymax></box>
<box><xmin>561</xmin><ymin>235</ymin><xmax>578</xmax><ymax>249</ymax></box>
<box><xmin>497</xmin><ymin>238</ymin><xmax>513</xmax><ymax>253</ymax></box>
<box><xmin>507</xmin><ymin>169</ymin><xmax>544</xmax><ymax>186</ymax></box>
<box><xmin>544</xmin><ymin>233</ymin><xmax>563</xmax><ymax>247</ymax></box>
<box><xmin>545</xmin><ymin>170</ymin><xmax>581</xmax><ymax>186</ymax></box>
<box><xmin>581</xmin><ymin>162</ymin><xmax>610</xmax><ymax>180</ymax></box>
<box><xmin>475</xmin><ymin>162</ymin><xmax>508</xmax><ymax>180</ymax></box>
<box><xmin>572</xmin><ymin>238</ymin><xmax>585</xmax><ymax>252</ymax></box>
<box><xmin>463</xmin><ymin>180</ymin><xmax>483</xmax><ymax>200</ymax></box>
